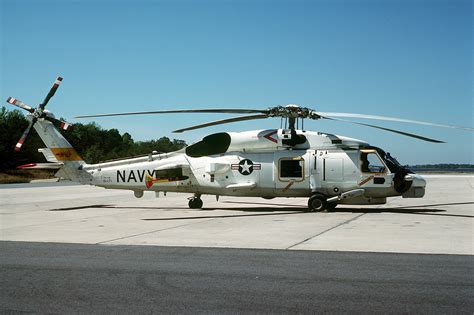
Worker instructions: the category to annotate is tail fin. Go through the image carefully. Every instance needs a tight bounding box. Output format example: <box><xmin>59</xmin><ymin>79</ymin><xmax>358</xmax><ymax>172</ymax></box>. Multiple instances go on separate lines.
<box><xmin>33</xmin><ymin>117</ymin><xmax>92</xmax><ymax>183</ymax></box>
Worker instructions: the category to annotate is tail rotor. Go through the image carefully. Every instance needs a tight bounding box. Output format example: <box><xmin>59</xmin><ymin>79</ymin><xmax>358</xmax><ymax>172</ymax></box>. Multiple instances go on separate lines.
<box><xmin>6</xmin><ymin>76</ymin><xmax>73</xmax><ymax>151</ymax></box>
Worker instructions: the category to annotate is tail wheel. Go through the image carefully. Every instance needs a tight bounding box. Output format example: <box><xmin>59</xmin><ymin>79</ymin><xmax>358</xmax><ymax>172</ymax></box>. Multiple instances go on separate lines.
<box><xmin>308</xmin><ymin>194</ymin><xmax>328</xmax><ymax>212</ymax></box>
<box><xmin>188</xmin><ymin>198</ymin><xmax>203</xmax><ymax>209</ymax></box>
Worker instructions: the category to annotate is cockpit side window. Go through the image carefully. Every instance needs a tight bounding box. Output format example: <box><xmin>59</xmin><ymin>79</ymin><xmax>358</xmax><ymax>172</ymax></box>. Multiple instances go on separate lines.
<box><xmin>360</xmin><ymin>151</ymin><xmax>387</xmax><ymax>173</ymax></box>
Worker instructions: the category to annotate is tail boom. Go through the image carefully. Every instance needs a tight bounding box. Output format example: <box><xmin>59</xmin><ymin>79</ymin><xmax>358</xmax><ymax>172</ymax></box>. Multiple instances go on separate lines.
<box><xmin>33</xmin><ymin>118</ymin><xmax>92</xmax><ymax>183</ymax></box>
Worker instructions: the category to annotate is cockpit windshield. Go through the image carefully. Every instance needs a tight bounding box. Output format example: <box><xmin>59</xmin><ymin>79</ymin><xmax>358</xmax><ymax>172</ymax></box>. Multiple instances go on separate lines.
<box><xmin>385</xmin><ymin>152</ymin><xmax>402</xmax><ymax>168</ymax></box>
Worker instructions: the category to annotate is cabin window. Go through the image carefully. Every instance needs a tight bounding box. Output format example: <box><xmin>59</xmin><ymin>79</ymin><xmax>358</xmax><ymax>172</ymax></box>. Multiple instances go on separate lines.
<box><xmin>156</xmin><ymin>168</ymin><xmax>180</xmax><ymax>179</ymax></box>
<box><xmin>279</xmin><ymin>157</ymin><xmax>304</xmax><ymax>181</ymax></box>
<box><xmin>360</xmin><ymin>151</ymin><xmax>387</xmax><ymax>173</ymax></box>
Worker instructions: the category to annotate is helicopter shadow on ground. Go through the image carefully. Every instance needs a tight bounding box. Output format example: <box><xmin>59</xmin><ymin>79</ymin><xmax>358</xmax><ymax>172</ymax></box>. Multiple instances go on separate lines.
<box><xmin>49</xmin><ymin>197</ymin><xmax>308</xmax><ymax>212</ymax></box>
<box><xmin>49</xmin><ymin>205</ymin><xmax>193</xmax><ymax>211</ymax></box>
<box><xmin>49</xmin><ymin>204</ymin><xmax>308</xmax><ymax>221</ymax></box>
<box><xmin>331</xmin><ymin>201</ymin><xmax>474</xmax><ymax>219</ymax></box>
<box><xmin>48</xmin><ymin>201</ymin><xmax>473</xmax><ymax>220</ymax></box>
<box><xmin>50</xmin><ymin>204</ymin><xmax>116</xmax><ymax>211</ymax></box>
<box><xmin>141</xmin><ymin>201</ymin><xmax>474</xmax><ymax>221</ymax></box>
<box><xmin>142</xmin><ymin>210</ymin><xmax>306</xmax><ymax>221</ymax></box>
<box><xmin>223</xmin><ymin>200</ymin><xmax>474</xmax><ymax>219</ymax></box>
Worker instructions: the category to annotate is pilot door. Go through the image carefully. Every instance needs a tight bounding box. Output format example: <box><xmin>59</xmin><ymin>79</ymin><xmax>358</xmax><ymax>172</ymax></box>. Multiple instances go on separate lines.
<box><xmin>273</xmin><ymin>151</ymin><xmax>310</xmax><ymax>196</ymax></box>
<box><xmin>357</xmin><ymin>149</ymin><xmax>393</xmax><ymax>191</ymax></box>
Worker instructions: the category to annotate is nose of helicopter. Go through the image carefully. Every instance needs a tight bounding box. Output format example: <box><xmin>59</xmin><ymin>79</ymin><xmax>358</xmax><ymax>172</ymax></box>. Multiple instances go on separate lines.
<box><xmin>402</xmin><ymin>173</ymin><xmax>426</xmax><ymax>198</ymax></box>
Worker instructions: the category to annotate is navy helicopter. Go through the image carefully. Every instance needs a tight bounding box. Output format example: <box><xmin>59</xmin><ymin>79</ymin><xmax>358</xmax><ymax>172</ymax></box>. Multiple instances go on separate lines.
<box><xmin>8</xmin><ymin>77</ymin><xmax>473</xmax><ymax>211</ymax></box>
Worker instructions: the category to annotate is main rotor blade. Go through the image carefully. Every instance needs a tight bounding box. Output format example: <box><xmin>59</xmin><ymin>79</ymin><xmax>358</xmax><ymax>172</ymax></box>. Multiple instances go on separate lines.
<box><xmin>14</xmin><ymin>119</ymin><xmax>36</xmax><ymax>152</ymax></box>
<box><xmin>6</xmin><ymin>97</ymin><xmax>35</xmax><ymax>113</ymax></box>
<box><xmin>173</xmin><ymin>114</ymin><xmax>269</xmax><ymax>133</ymax></box>
<box><xmin>75</xmin><ymin>108</ymin><xmax>267</xmax><ymax>118</ymax></box>
<box><xmin>318</xmin><ymin>112</ymin><xmax>474</xmax><ymax>131</ymax></box>
<box><xmin>322</xmin><ymin>116</ymin><xmax>445</xmax><ymax>143</ymax></box>
<box><xmin>39</xmin><ymin>76</ymin><xmax>63</xmax><ymax>110</ymax></box>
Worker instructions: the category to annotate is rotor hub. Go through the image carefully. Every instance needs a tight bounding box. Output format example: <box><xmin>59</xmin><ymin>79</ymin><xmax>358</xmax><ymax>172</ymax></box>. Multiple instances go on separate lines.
<box><xmin>266</xmin><ymin>104</ymin><xmax>321</xmax><ymax>120</ymax></box>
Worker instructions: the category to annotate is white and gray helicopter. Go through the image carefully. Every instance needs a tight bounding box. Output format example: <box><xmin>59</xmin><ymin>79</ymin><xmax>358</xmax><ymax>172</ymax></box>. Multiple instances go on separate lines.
<box><xmin>8</xmin><ymin>77</ymin><xmax>473</xmax><ymax>211</ymax></box>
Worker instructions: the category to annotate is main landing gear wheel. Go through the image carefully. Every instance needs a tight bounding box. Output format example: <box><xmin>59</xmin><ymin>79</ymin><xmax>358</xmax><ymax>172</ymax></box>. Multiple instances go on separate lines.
<box><xmin>188</xmin><ymin>197</ymin><xmax>203</xmax><ymax>209</ymax></box>
<box><xmin>308</xmin><ymin>194</ymin><xmax>329</xmax><ymax>212</ymax></box>
<box><xmin>326</xmin><ymin>202</ymin><xmax>337</xmax><ymax>211</ymax></box>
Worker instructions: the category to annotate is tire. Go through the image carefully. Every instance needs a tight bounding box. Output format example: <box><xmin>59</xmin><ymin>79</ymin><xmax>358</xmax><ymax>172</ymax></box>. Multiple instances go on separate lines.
<box><xmin>194</xmin><ymin>198</ymin><xmax>203</xmax><ymax>208</ymax></box>
<box><xmin>308</xmin><ymin>194</ymin><xmax>328</xmax><ymax>212</ymax></box>
<box><xmin>326</xmin><ymin>202</ymin><xmax>337</xmax><ymax>212</ymax></box>
<box><xmin>188</xmin><ymin>198</ymin><xmax>203</xmax><ymax>209</ymax></box>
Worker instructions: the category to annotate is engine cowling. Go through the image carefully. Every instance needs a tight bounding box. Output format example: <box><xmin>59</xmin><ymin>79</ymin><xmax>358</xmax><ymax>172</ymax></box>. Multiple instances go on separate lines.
<box><xmin>185</xmin><ymin>129</ymin><xmax>308</xmax><ymax>158</ymax></box>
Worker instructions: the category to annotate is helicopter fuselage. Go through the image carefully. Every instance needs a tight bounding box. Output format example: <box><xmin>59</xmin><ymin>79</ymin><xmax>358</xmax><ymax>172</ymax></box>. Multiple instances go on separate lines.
<box><xmin>83</xmin><ymin>129</ymin><xmax>426</xmax><ymax>206</ymax></box>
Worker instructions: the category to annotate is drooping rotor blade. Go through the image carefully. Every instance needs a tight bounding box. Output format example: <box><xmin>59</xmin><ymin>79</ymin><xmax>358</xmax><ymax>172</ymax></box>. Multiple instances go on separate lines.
<box><xmin>173</xmin><ymin>114</ymin><xmax>269</xmax><ymax>133</ymax></box>
<box><xmin>39</xmin><ymin>76</ymin><xmax>63</xmax><ymax>110</ymax></box>
<box><xmin>322</xmin><ymin>116</ymin><xmax>445</xmax><ymax>143</ymax></box>
<box><xmin>14</xmin><ymin>119</ymin><xmax>36</xmax><ymax>152</ymax></box>
<box><xmin>74</xmin><ymin>108</ymin><xmax>267</xmax><ymax>118</ymax></box>
<box><xmin>318</xmin><ymin>112</ymin><xmax>474</xmax><ymax>131</ymax></box>
<box><xmin>6</xmin><ymin>97</ymin><xmax>35</xmax><ymax>113</ymax></box>
<box><xmin>46</xmin><ymin>116</ymin><xmax>73</xmax><ymax>131</ymax></box>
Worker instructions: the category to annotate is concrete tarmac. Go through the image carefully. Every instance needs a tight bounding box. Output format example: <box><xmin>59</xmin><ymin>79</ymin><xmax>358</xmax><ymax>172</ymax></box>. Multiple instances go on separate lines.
<box><xmin>1</xmin><ymin>175</ymin><xmax>473</xmax><ymax>313</ymax></box>
<box><xmin>1</xmin><ymin>241</ymin><xmax>473</xmax><ymax>314</ymax></box>
<box><xmin>1</xmin><ymin>175</ymin><xmax>473</xmax><ymax>254</ymax></box>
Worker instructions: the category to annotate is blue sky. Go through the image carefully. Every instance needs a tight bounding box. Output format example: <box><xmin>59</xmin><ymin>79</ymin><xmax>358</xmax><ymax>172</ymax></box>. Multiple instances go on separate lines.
<box><xmin>1</xmin><ymin>0</ymin><xmax>472</xmax><ymax>164</ymax></box>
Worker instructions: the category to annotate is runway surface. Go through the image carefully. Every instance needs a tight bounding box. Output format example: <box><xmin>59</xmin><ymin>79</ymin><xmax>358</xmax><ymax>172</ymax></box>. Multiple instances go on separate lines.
<box><xmin>1</xmin><ymin>175</ymin><xmax>473</xmax><ymax>313</ymax></box>
<box><xmin>1</xmin><ymin>175</ymin><xmax>473</xmax><ymax>254</ymax></box>
<box><xmin>1</xmin><ymin>241</ymin><xmax>473</xmax><ymax>314</ymax></box>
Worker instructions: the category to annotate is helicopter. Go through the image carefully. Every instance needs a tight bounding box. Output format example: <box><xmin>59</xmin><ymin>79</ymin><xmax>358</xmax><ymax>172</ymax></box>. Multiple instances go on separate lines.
<box><xmin>7</xmin><ymin>77</ymin><xmax>473</xmax><ymax>211</ymax></box>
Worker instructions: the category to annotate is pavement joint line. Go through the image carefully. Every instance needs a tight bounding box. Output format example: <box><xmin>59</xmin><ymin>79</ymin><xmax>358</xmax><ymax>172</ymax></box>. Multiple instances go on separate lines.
<box><xmin>96</xmin><ymin>218</ymin><xmax>217</xmax><ymax>245</ymax></box>
<box><xmin>285</xmin><ymin>213</ymin><xmax>367</xmax><ymax>250</ymax></box>
<box><xmin>142</xmin><ymin>211</ymin><xmax>306</xmax><ymax>221</ymax></box>
<box><xmin>467</xmin><ymin>178</ymin><xmax>474</xmax><ymax>189</ymax></box>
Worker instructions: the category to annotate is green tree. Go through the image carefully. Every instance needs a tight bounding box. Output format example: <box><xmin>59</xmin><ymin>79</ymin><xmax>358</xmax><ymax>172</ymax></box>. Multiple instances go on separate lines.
<box><xmin>0</xmin><ymin>107</ymin><xmax>43</xmax><ymax>169</ymax></box>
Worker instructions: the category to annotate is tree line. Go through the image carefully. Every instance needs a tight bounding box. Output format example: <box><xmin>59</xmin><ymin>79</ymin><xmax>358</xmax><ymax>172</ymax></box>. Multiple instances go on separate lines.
<box><xmin>409</xmin><ymin>164</ymin><xmax>474</xmax><ymax>169</ymax></box>
<box><xmin>0</xmin><ymin>107</ymin><xmax>187</xmax><ymax>169</ymax></box>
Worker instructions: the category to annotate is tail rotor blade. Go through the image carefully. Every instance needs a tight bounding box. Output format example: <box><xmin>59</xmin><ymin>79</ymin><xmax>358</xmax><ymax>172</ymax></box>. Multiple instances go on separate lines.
<box><xmin>46</xmin><ymin>116</ymin><xmax>73</xmax><ymax>131</ymax></box>
<box><xmin>6</xmin><ymin>97</ymin><xmax>34</xmax><ymax>113</ymax></box>
<box><xmin>14</xmin><ymin>119</ymin><xmax>36</xmax><ymax>152</ymax></box>
<box><xmin>59</xmin><ymin>120</ymin><xmax>73</xmax><ymax>131</ymax></box>
<box><xmin>39</xmin><ymin>76</ymin><xmax>63</xmax><ymax>110</ymax></box>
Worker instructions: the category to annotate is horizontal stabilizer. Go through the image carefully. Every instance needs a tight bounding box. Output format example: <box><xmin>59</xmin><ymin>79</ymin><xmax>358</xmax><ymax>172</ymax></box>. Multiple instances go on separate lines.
<box><xmin>38</xmin><ymin>148</ymin><xmax>59</xmax><ymax>163</ymax></box>
<box><xmin>17</xmin><ymin>162</ymin><xmax>62</xmax><ymax>170</ymax></box>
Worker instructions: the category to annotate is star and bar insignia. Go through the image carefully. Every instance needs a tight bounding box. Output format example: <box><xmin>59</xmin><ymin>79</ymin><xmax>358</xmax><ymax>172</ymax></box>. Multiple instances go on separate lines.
<box><xmin>231</xmin><ymin>159</ymin><xmax>261</xmax><ymax>176</ymax></box>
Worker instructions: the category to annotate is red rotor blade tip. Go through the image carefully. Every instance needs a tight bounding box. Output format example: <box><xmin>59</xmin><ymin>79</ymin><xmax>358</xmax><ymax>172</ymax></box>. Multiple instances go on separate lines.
<box><xmin>60</xmin><ymin>122</ymin><xmax>73</xmax><ymax>131</ymax></box>
<box><xmin>14</xmin><ymin>140</ymin><xmax>24</xmax><ymax>152</ymax></box>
